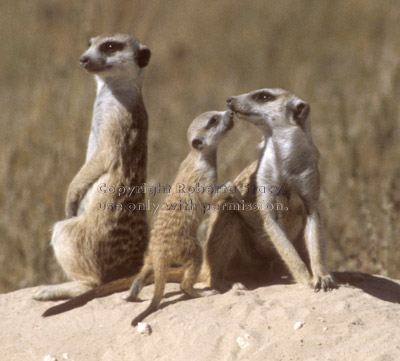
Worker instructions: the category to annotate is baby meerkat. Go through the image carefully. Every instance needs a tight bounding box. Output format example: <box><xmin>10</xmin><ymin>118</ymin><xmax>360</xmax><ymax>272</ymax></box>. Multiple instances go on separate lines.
<box><xmin>34</xmin><ymin>33</ymin><xmax>151</xmax><ymax>301</ymax></box>
<box><xmin>214</xmin><ymin>88</ymin><xmax>336</xmax><ymax>291</ymax></box>
<box><xmin>125</xmin><ymin>110</ymin><xmax>235</xmax><ymax>326</ymax></box>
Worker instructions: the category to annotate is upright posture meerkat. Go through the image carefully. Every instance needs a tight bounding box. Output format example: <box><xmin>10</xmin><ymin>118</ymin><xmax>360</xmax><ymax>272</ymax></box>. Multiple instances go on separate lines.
<box><xmin>125</xmin><ymin>110</ymin><xmax>236</xmax><ymax>326</ymax></box>
<box><xmin>34</xmin><ymin>33</ymin><xmax>151</xmax><ymax>301</ymax></box>
<box><xmin>207</xmin><ymin>88</ymin><xmax>336</xmax><ymax>291</ymax></box>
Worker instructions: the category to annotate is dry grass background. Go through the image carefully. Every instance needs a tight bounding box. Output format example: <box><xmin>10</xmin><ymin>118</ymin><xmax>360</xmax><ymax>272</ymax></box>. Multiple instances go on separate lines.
<box><xmin>1</xmin><ymin>0</ymin><xmax>400</xmax><ymax>293</ymax></box>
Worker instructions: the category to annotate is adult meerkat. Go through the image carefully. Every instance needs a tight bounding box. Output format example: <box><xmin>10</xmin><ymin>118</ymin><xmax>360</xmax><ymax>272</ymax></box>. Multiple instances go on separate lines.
<box><xmin>34</xmin><ymin>33</ymin><xmax>151</xmax><ymax>301</ymax></box>
<box><xmin>125</xmin><ymin>110</ymin><xmax>236</xmax><ymax>326</ymax></box>
<box><xmin>207</xmin><ymin>88</ymin><xmax>336</xmax><ymax>291</ymax></box>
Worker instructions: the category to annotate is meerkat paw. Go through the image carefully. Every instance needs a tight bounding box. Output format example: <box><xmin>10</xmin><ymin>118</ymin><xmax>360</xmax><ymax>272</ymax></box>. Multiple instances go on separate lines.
<box><xmin>223</xmin><ymin>181</ymin><xmax>236</xmax><ymax>189</ymax></box>
<box><xmin>224</xmin><ymin>182</ymin><xmax>242</xmax><ymax>196</ymax></box>
<box><xmin>181</xmin><ymin>286</ymin><xmax>219</xmax><ymax>298</ymax></box>
<box><xmin>33</xmin><ymin>289</ymin><xmax>55</xmax><ymax>301</ymax></box>
<box><xmin>65</xmin><ymin>199</ymin><xmax>79</xmax><ymax>218</ymax></box>
<box><xmin>231</xmin><ymin>282</ymin><xmax>247</xmax><ymax>291</ymax></box>
<box><xmin>293</xmin><ymin>273</ymin><xmax>313</xmax><ymax>289</ymax></box>
<box><xmin>33</xmin><ymin>283</ymin><xmax>91</xmax><ymax>301</ymax></box>
<box><xmin>313</xmin><ymin>274</ymin><xmax>338</xmax><ymax>292</ymax></box>
<box><xmin>122</xmin><ymin>293</ymin><xmax>141</xmax><ymax>302</ymax></box>
<box><xmin>210</xmin><ymin>278</ymin><xmax>245</xmax><ymax>293</ymax></box>
<box><xmin>198</xmin><ymin>288</ymin><xmax>220</xmax><ymax>297</ymax></box>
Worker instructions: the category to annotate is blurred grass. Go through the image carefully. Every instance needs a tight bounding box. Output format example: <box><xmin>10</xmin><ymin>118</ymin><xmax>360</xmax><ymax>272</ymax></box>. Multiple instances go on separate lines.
<box><xmin>1</xmin><ymin>0</ymin><xmax>399</xmax><ymax>292</ymax></box>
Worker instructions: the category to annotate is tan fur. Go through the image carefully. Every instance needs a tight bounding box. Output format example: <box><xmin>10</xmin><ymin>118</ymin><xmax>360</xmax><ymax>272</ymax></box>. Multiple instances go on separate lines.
<box><xmin>34</xmin><ymin>34</ymin><xmax>151</xmax><ymax>301</ymax></box>
<box><xmin>206</xmin><ymin>88</ymin><xmax>336</xmax><ymax>292</ymax></box>
<box><xmin>125</xmin><ymin>110</ymin><xmax>236</xmax><ymax>326</ymax></box>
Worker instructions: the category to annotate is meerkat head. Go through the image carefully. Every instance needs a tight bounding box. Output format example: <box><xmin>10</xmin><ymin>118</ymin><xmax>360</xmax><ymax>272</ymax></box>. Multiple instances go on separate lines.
<box><xmin>79</xmin><ymin>33</ymin><xmax>151</xmax><ymax>82</ymax></box>
<box><xmin>226</xmin><ymin>88</ymin><xmax>310</xmax><ymax>132</ymax></box>
<box><xmin>188</xmin><ymin>110</ymin><xmax>234</xmax><ymax>152</ymax></box>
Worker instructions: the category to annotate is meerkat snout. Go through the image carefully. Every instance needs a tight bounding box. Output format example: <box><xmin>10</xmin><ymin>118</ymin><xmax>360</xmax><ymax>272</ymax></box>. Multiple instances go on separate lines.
<box><xmin>79</xmin><ymin>55</ymin><xmax>90</xmax><ymax>65</ymax></box>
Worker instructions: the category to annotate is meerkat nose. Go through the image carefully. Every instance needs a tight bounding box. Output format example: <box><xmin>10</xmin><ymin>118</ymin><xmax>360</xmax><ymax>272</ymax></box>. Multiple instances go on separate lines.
<box><xmin>226</xmin><ymin>97</ymin><xmax>233</xmax><ymax>104</ymax></box>
<box><xmin>79</xmin><ymin>56</ymin><xmax>90</xmax><ymax>65</ymax></box>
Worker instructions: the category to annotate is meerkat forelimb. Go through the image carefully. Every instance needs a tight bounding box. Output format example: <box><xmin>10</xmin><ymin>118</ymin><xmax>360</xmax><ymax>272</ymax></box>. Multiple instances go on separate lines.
<box><xmin>124</xmin><ymin>110</ymin><xmax>236</xmax><ymax>326</ymax></box>
<box><xmin>34</xmin><ymin>33</ymin><xmax>151</xmax><ymax>302</ymax></box>
<box><xmin>226</xmin><ymin>88</ymin><xmax>336</xmax><ymax>291</ymax></box>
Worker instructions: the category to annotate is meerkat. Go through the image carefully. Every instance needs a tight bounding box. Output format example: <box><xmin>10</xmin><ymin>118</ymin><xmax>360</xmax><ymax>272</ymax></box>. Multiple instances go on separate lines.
<box><xmin>206</xmin><ymin>88</ymin><xmax>336</xmax><ymax>292</ymax></box>
<box><xmin>33</xmin><ymin>33</ymin><xmax>151</xmax><ymax>301</ymax></box>
<box><xmin>125</xmin><ymin>110</ymin><xmax>236</xmax><ymax>326</ymax></box>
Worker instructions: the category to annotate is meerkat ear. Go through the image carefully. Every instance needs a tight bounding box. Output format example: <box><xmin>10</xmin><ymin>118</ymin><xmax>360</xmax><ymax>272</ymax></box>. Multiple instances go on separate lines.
<box><xmin>290</xmin><ymin>101</ymin><xmax>310</xmax><ymax>127</ymax></box>
<box><xmin>191</xmin><ymin>136</ymin><xmax>204</xmax><ymax>150</ymax></box>
<box><xmin>137</xmin><ymin>45</ymin><xmax>151</xmax><ymax>68</ymax></box>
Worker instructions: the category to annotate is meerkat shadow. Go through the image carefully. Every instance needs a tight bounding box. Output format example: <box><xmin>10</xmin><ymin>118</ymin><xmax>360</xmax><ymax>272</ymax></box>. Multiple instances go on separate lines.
<box><xmin>159</xmin><ymin>290</ymin><xmax>184</xmax><ymax>300</ymax></box>
<box><xmin>230</xmin><ymin>271</ymin><xmax>293</xmax><ymax>291</ymax></box>
<box><xmin>331</xmin><ymin>271</ymin><xmax>400</xmax><ymax>304</ymax></box>
<box><xmin>228</xmin><ymin>269</ymin><xmax>400</xmax><ymax>305</ymax></box>
<box><xmin>130</xmin><ymin>290</ymin><xmax>214</xmax><ymax>326</ymax></box>
<box><xmin>157</xmin><ymin>293</ymin><xmax>194</xmax><ymax>310</ymax></box>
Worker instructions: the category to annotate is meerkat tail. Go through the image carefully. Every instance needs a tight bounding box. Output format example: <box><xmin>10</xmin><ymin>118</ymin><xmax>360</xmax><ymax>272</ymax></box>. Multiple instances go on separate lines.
<box><xmin>41</xmin><ymin>276</ymin><xmax>135</xmax><ymax>317</ymax></box>
<box><xmin>123</xmin><ymin>264</ymin><xmax>154</xmax><ymax>301</ymax></box>
<box><xmin>42</xmin><ymin>267</ymin><xmax>185</xmax><ymax>317</ymax></box>
<box><xmin>131</xmin><ymin>265</ymin><xmax>213</xmax><ymax>326</ymax></box>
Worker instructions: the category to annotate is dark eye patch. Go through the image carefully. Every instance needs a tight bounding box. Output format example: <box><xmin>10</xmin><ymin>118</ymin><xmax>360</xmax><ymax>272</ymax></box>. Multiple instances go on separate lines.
<box><xmin>99</xmin><ymin>41</ymin><xmax>125</xmax><ymax>54</ymax></box>
<box><xmin>252</xmin><ymin>91</ymin><xmax>276</xmax><ymax>103</ymax></box>
<box><xmin>206</xmin><ymin>115</ymin><xmax>219</xmax><ymax>129</ymax></box>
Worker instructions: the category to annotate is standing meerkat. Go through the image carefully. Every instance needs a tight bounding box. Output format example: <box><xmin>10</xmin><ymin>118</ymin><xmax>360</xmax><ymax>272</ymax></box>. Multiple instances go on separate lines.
<box><xmin>207</xmin><ymin>88</ymin><xmax>336</xmax><ymax>291</ymax></box>
<box><xmin>125</xmin><ymin>110</ymin><xmax>236</xmax><ymax>326</ymax></box>
<box><xmin>34</xmin><ymin>33</ymin><xmax>151</xmax><ymax>301</ymax></box>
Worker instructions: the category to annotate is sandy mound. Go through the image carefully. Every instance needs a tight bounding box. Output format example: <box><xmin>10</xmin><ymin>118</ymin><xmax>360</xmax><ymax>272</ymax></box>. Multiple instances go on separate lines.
<box><xmin>1</xmin><ymin>272</ymin><xmax>400</xmax><ymax>361</ymax></box>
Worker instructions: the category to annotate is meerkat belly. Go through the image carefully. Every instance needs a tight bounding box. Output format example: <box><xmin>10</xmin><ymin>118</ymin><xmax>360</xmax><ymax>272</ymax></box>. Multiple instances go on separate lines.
<box><xmin>81</xmin><ymin>171</ymin><xmax>147</xmax><ymax>281</ymax></box>
<box><xmin>283</xmin><ymin>193</ymin><xmax>306</xmax><ymax>242</ymax></box>
<box><xmin>256</xmin><ymin>140</ymin><xmax>306</xmax><ymax>242</ymax></box>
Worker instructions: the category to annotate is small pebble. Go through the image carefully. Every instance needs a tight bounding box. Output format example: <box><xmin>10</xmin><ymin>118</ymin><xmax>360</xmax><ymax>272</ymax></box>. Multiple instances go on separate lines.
<box><xmin>43</xmin><ymin>356</ymin><xmax>57</xmax><ymax>361</ymax></box>
<box><xmin>293</xmin><ymin>321</ymin><xmax>305</xmax><ymax>330</ymax></box>
<box><xmin>236</xmin><ymin>333</ymin><xmax>250</xmax><ymax>349</ymax></box>
<box><xmin>323</xmin><ymin>327</ymin><xmax>328</xmax><ymax>331</ymax></box>
<box><xmin>137</xmin><ymin>322</ymin><xmax>152</xmax><ymax>336</ymax></box>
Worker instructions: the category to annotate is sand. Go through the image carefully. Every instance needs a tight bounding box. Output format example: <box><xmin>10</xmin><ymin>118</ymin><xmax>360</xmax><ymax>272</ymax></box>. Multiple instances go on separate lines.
<box><xmin>1</xmin><ymin>272</ymin><xmax>400</xmax><ymax>361</ymax></box>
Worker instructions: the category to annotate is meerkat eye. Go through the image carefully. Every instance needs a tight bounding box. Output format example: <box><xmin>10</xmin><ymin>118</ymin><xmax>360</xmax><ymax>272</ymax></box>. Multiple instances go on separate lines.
<box><xmin>253</xmin><ymin>91</ymin><xmax>276</xmax><ymax>103</ymax></box>
<box><xmin>206</xmin><ymin>116</ymin><xmax>219</xmax><ymax>129</ymax></box>
<box><xmin>100</xmin><ymin>41</ymin><xmax>125</xmax><ymax>54</ymax></box>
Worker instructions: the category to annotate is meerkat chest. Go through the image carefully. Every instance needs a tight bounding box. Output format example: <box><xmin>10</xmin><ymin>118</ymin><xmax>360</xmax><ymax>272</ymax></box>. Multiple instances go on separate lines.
<box><xmin>86</xmin><ymin>92</ymin><xmax>131</xmax><ymax>159</ymax></box>
<box><xmin>257</xmin><ymin>137</ymin><xmax>282</xmax><ymax>187</ymax></box>
<box><xmin>258</xmin><ymin>135</ymin><xmax>316</xmax><ymax>183</ymax></box>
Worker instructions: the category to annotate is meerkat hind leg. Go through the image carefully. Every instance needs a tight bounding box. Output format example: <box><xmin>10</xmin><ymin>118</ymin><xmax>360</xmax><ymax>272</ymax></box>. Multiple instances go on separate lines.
<box><xmin>33</xmin><ymin>281</ymin><xmax>92</xmax><ymax>301</ymax></box>
<box><xmin>180</xmin><ymin>241</ymin><xmax>219</xmax><ymax>298</ymax></box>
<box><xmin>206</xmin><ymin>212</ymin><xmax>250</xmax><ymax>292</ymax></box>
<box><xmin>181</xmin><ymin>261</ymin><xmax>219</xmax><ymax>298</ymax></box>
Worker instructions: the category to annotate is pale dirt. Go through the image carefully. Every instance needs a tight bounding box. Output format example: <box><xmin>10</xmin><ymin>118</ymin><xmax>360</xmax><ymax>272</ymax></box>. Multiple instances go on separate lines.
<box><xmin>1</xmin><ymin>272</ymin><xmax>400</xmax><ymax>361</ymax></box>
